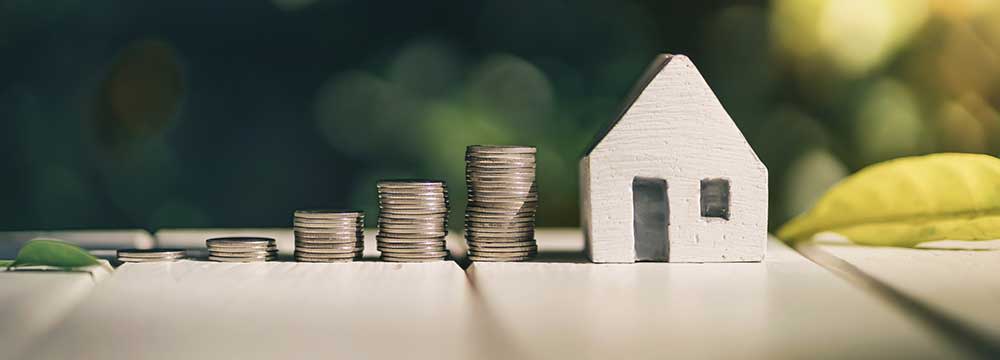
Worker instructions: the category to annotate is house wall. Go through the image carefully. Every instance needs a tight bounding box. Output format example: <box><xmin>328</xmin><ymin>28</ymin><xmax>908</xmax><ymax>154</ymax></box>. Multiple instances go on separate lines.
<box><xmin>582</xmin><ymin>55</ymin><xmax>768</xmax><ymax>263</ymax></box>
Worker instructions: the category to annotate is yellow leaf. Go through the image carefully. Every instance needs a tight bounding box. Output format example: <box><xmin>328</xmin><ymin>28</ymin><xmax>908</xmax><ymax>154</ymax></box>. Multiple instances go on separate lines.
<box><xmin>777</xmin><ymin>153</ymin><xmax>1000</xmax><ymax>246</ymax></box>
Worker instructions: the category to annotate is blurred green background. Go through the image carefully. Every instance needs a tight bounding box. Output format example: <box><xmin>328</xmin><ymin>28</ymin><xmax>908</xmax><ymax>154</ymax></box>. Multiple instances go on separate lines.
<box><xmin>1</xmin><ymin>0</ymin><xmax>998</xmax><ymax>231</ymax></box>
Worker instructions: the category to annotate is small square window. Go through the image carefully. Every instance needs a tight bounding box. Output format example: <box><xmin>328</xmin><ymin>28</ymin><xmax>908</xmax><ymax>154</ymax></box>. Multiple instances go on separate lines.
<box><xmin>700</xmin><ymin>178</ymin><xmax>730</xmax><ymax>220</ymax></box>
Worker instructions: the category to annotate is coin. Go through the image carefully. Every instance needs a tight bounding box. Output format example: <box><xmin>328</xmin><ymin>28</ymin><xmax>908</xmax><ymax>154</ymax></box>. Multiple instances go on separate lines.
<box><xmin>377</xmin><ymin>179</ymin><xmax>450</xmax><ymax>262</ymax></box>
<box><xmin>465</xmin><ymin>145</ymin><xmax>538</xmax><ymax>262</ymax></box>
<box><xmin>293</xmin><ymin>209</ymin><xmax>365</xmax><ymax>263</ymax></box>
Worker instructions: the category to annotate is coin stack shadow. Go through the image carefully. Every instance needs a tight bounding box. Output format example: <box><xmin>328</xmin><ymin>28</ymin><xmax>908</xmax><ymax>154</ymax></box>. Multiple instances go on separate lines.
<box><xmin>117</xmin><ymin>249</ymin><xmax>186</xmax><ymax>263</ymax></box>
<box><xmin>206</xmin><ymin>237</ymin><xmax>277</xmax><ymax>262</ymax></box>
<box><xmin>293</xmin><ymin>210</ymin><xmax>365</xmax><ymax>262</ymax></box>
<box><xmin>376</xmin><ymin>180</ymin><xmax>450</xmax><ymax>262</ymax></box>
<box><xmin>464</xmin><ymin>145</ymin><xmax>539</xmax><ymax>261</ymax></box>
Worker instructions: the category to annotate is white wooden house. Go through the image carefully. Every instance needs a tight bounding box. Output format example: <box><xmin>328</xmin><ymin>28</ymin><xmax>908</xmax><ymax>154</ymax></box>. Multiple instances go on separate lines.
<box><xmin>580</xmin><ymin>54</ymin><xmax>768</xmax><ymax>263</ymax></box>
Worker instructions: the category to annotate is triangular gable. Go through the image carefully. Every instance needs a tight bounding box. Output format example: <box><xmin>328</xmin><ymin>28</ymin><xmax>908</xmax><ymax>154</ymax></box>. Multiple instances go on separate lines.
<box><xmin>583</xmin><ymin>54</ymin><xmax>673</xmax><ymax>156</ymax></box>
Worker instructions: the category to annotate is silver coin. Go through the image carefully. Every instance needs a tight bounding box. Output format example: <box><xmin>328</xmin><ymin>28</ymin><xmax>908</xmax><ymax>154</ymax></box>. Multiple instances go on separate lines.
<box><xmin>206</xmin><ymin>237</ymin><xmax>274</xmax><ymax>247</ymax></box>
<box><xmin>464</xmin><ymin>222</ymin><xmax>535</xmax><ymax>230</ymax></box>
<box><xmin>117</xmin><ymin>256</ymin><xmax>183</xmax><ymax>263</ymax></box>
<box><xmin>294</xmin><ymin>257</ymin><xmax>356</xmax><ymax>263</ymax></box>
<box><xmin>465</xmin><ymin>174</ymin><xmax>536</xmax><ymax>182</ymax></box>
<box><xmin>376</xmin><ymin>237</ymin><xmax>447</xmax><ymax>245</ymax></box>
<box><xmin>294</xmin><ymin>248</ymin><xmax>362</xmax><ymax>255</ymax></box>
<box><xmin>208</xmin><ymin>252</ymin><xmax>277</xmax><ymax>258</ymax></box>
<box><xmin>293</xmin><ymin>220</ymin><xmax>364</xmax><ymax>228</ymax></box>
<box><xmin>117</xmin><ymin>254</ymin><xmax>185</xmax><ymax>260</ymax></box>
<box><xmin>294</xmin><ymin>216</ymin><xmax>364</xmax><ymax>222</ymax></box>
<box><xmin>378</xmin><ymin>247</ymin><xmax>447</xmax><ymax>254</ymax></box>
<box><xmin>378</xmin><ymin>222</ymin><xmax>447</xmax><ymax>229</ymax></box>
<box><xmin>465</xmin><ymin>164</ymin><xmax>537</xmax><ymax>171</ymax></box>
<box><xmin>378</xmin><ymin>210</ymin><xmax>449</xmax><ymax>217</ymax></box>
<box><xmin>464</xmin><ymin>221</ymin><xmax>535</xmax><ymax>229</ymax></box>
<box><xmin>293</xmin><ymin>227</ymin><xmax>362</xmax><ymax>235</ymax></box>
<box><xmin>377</xmin><ymin>198</ymin><xmax>449</xmax><ymax>205</ymax></box>
<box><xmin>293</xmin><ymin>227</ymin><xmax>363</xmax><ymax>234</ymax></box>
<box><xmin>466</xmin><ymin>145</ymin><xmax>536</xmax><ymax>154</ymax></box>
<box><xmin>208</xmin><ymin>256</ymin><xmax>274</xmax><ymax>262</ymax></box>
<box><xmin>207</xmin><ymin>243</ymin><xmax>277</xmax><ymax>250</ymax></box>
<box><xmin>468</xmin><ymin>243</ymin><xmax>538</xmax><ymax>251</ymax></box>
<box><xmin>294</xmin><ymin>229</ymin><xmax>363</xmax><ymax>236</ymax></box>
<box><xmin>467</xmin><ymin>255</ymin><xmax>534</xmax><ymax>262</ymax></box>
<box><xmin>295</xmin><ymin>241</ymin><xmax>363</xmax><ymax>249</ymax></box>
<box><xmin>464</xmin><ymin>215</ymin><xmax>535</xmax><ymax>223</ymax></box>
<box><xmin>376</xmin><ymin>235</ymin><xmax>446</xmax><ymax>243</ymax></box>
<box><xmin>465</xmin><ymin>233</ymin><xmax>535</xmax><ymax>241</ymax></box>
<box><xmin>294</xmin><ymin>253</ymin><xmax>359</xmax><ymax>260</ymax></box>
<box><xmin>465</xmin><ymin>154</ymin><xmax>537</xmax><ymax>161</ymax></box>
<box><xmin>293</xmin><ymin>228</ymin><xmax>364</xmax><ymax>235</ymax></box>
<box><xmin>467</xmin><ymin>197</ymin><xmax>539</xmax><ymax>205</ymax></box>
<box><xmin>467</xmin><ymin>183</ymin><xmax>537</xmax><ymax>191</ymax></box>
<box><xmin>465</xmin><ymin>235</ymin><xmax>537</xmax><ymax>243</ymax></box>
<box><xmin>116</xmin><ymin>248</ymin><xmax>186</xmax><ymax>258</ymax></box>
<box><xmin>293</xmin><ymin>215</ymin><xmax>365</xmax><ymax>221</ymax></box>
<box><xmin>381</xmin><ymin>256</ymin><xmax>446</xmax><ymax>263</ymax></box>
<box><xmin>465</xmin><ymin>165</ymin><xmax>536</xmax><ymax>172</ymax></box>
<box><xmin>294</xmin><ymin>250</ymin><xmax>360</xmax><ymax>257</ymax></box>
<box><xmin>377</xmin><ymin>179</ymin><xmax>445</xmax><ymax>186</ymax></box>
<box><xmin>295</xmin><ymin>237</ymin><xmax>362</xmax><ymax>244</ymax></box>
<box><xmin>378</xmin><ymin>230</ymin><xmax>448</xmax><ymax>238</ymax></box>
<box><xmin>467</xmin><ymin>240</ymin><xmax>536</xmax><ymax>248</ymax></box>
<box><xmin>381</xmin><ymin>250</ymin><xmax>449</xmax><ymax>258</ymax></box>
<box><xmin>378</xmin><ymin>213</ymin><xmax>450</xmax><ymax>222</ymax></box>
<box><xmin>294</xmin><ymin>238</ymin><xmax>362</xmax><ymax>245</ymax></box>
<box><xmin>468</xmin><ymin>249</ymin><xmax>537</xmax><ymax>256</ymax></box>
<box><xmin>294</xmin><ymin>209</ymin><xmax>364</xmax><ymax>219</ymax></box>
<box><xmin>377</xmin><ymin>240</ymin><xmax>446</xmax><ymax>247</ymax></box>
<box><xmin>377</xmin><ymin>244</ymin><xmax>446</xmax><ymax>252</ymax></box>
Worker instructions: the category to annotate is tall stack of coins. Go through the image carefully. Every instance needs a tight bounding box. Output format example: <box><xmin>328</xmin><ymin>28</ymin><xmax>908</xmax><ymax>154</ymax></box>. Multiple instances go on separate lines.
<box><xmin>464</xmin><ymin>145</ymin><xmax>538</xmax><ymax>261</ymax></box>
<box><xmin>206</xmin><ymin>237</ymin><xmax>277</xmax><ymax>262</ymax></box>
<box><xmin>376</xmin><ymin>180</ymin><xmax>450</xmax><ymax>262</ymax></box>
<box><xmin>116</xmin><ymin>249</ymin><xmax>186</xmax><ymax>263</ymax></box>
<box><xmin>293</xmin><ymin>210</ymin><xmax>365</xmax><ymax>262</ymax></box>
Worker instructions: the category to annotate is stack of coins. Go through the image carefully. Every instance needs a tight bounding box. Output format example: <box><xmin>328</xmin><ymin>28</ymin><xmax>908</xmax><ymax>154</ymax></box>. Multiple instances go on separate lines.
<box><xmin>293</xmin><ymin>210</ymin><xmax>365</xmax><ymax>262</ymax></box>
<box><xmin>116</xmin><ymin>249</ymin><xmax>186</xmax><ymax>263</ymax></box>
<box><xmin>206</xmin><ymin>237</ymin><xmax>277</xmax><ymax>262</ymax></box>
<box><xmin>464</xmin><ymin>145</ymin><xmax>539</xmax><ymax>261</ymax></box>
<box><xmin>376</xmin><ymin>180</ymin><xmax>450</xmax><ymax>262</ymax></box>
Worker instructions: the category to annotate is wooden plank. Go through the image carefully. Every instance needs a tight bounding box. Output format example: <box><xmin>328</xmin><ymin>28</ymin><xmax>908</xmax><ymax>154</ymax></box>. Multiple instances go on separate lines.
<box><xmin>469</xmin><ymin>233</ymin><xmax>969</xmax><ymax>359</ymax></box>
<box><xmin>2</xmin><ymin>263</ymin><xmax>111</xmax><ymax>359</ymax></box>
<box><xmin>800</xmin><ymin>236</ymin><xmax>1000</xmax><ymax>356</ymax></box>
<box><xmin>19</xmin><ymin>260</ymin><xmax>491</xmax><ymax>360</ymax></box>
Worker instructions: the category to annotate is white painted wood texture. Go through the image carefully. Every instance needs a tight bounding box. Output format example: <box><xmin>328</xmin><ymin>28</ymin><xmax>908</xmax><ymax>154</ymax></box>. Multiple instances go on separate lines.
<box><xmin>0</xmin><ymin>230</ymin><xmax>155</xmax><ymax>258</ymax></box>
<box><xmin>582</xmin><ymin>54</ymin><xmax>767</xmax><ymax>263</ymax></box>
<box><xmin>468</xmin><ymin>236</ymin><xmax>969</xmax><ymax>359</ymax></box>
<box><xmin>19</xmin><ymin>260</ymin><xmax>490</xmax><ymax>360</ymax></box>
<box><xmin>804</xmin><ymin>237</ymin><xmax>1000</xmax><ymax>347</ymax></box>
<box><xmin>154</xmin><ymin>228</ymin><xmax>468</xmax><ymax>260</ymax></box>
<box><xmin>2</xmin><ymin>263</ymin><xmax>111</xmax><ymax>359</ymax></box>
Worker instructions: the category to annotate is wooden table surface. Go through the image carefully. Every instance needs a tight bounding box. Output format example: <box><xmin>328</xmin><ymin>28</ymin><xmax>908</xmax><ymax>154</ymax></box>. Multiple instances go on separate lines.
<box><xmin>1</xmin><ymin>228</ymin><xmax>996</xmax><ymax>359</ymax></box>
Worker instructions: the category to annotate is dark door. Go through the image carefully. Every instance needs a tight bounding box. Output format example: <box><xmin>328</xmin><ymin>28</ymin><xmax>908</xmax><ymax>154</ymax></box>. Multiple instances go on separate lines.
<box><xmin>632</xmin><ymin>177</ymin><xmax>669</xmax><ymax>261</ymax></box>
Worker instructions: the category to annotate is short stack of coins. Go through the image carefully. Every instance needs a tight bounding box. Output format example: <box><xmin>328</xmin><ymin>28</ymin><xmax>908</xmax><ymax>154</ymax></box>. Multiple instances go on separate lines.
<box><xmin>206</xmin><ymin>237</ymin><xmax>277</xmax><ymax>262</ymax></box>
<box><xmin>116</xmin><ymin>248</ymin><xmax>186</xmax><ymax>263</ymax></box>
<box><xmin>376</xmin><ymin>180</ymin><xmax>450</xmax><ymax>262</ymax></box>
<box><xmin>464</xmin><ymin>145</ymin><xmax>538</xmax><ymax>261</ymax></box>
<box><xmin>293</xmin><ymin>209</ymin><xmax>365</xmax><ymax>262</ymax></box>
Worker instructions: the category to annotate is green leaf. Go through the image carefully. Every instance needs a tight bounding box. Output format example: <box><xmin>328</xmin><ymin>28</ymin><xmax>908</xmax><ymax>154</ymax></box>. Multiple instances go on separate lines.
<box><xmin>778</xmin><ymin>153</ymin><xmax>1000</xmax><ymax>247</ymax></box>
<box><xmin>0</xmin><ymin>260</ymin><xmax>12</xmax><ymax>268</ymax></box>
<box><xmin>9</xmin><ymin>239</ymin><xmax>100</xmax><ymax>269</ymax></box>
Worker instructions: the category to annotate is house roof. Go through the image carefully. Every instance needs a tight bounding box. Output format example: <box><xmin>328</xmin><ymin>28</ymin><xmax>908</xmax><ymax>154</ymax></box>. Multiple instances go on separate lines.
<box><xmin>583</xmin><ymin>54</ymin><xmax>674</xmax><ymax>156</ymax></box>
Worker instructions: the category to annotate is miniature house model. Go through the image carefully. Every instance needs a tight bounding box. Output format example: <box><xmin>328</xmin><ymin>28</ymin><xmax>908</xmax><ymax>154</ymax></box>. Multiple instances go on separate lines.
<box><xmin>580</xmin><ymin>54</ymin><xmax>768</xmax><ymax>263</ymax></box>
